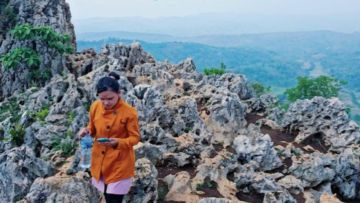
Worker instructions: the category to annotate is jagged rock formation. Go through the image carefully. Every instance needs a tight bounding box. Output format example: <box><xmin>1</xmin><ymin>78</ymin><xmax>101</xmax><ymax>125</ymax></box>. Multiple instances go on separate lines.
<box><xmin>0</xmin><ymin>146</ymin><xmax>55</xmax><ymax>202</ymax></box>
<box><xmin>281</xmin><ymin>97</ymin><xmax>360</xmax><ymax>151</ymax></box>
<box><xmin>0</xmin><ymin>40</ymin><xmax>359</xmax><ymax>203</ymax></box>
<box><xmin>0</xmin><ymin>0</ymin><xmax>76</xmax><ymax>101</ymax></box>
<box><xmin>0</xmin><ymin>2</ymin><xmax>359</xmax><ymax>203</ymax></box>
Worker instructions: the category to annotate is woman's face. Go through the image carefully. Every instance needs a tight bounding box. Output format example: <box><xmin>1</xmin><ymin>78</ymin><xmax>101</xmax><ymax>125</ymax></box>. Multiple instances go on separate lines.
<box><xmin>98</xmin><ymin>90</ymin><xmax>119</xmax><ymax>110</ymax></box>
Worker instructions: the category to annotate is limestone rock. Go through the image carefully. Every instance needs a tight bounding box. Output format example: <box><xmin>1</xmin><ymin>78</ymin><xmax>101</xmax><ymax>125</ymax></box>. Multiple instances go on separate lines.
<box><xmin>0</xmin><ymin>0</ymin><xmax>76</xmax><ymax>100</ymax></box>
<box><xmin>165</xmin><ymin>171</ymin><xmax>199</xmax><ymax>202</ymax></box>
<box><xmin>247</xmin><ymin>94</ymin><xmax>278</xmax><ymax>113</ymax></box>
<box><xmin>277</xmin><ymin>175</ymin><xmax>304</xmax><ymax>194</ymax></box>
<box><xmin>263</xmin><ymin>189</ymin><xmax>296</xmax><ymax>203</ymax></box>
<box><xmin>233</xmin><ymin>124</ymin><xmax>282</xmax><ymax>171</ymax></box>
<box><xmin>281</xmin><ymin>97</ymin><xmax>360</xmax><ymax>151</ymax></box>
<box><xmin>0</xmin><ymin>146</ymin><xmax>55</xmax><ymax>202</ymax></box>
<box><xmin>124</xmin><ymin>158</ymin><xmax>158</xmax><ymax>203</ymax></box>
<box><xmin>23</xmin><ymin>175</ymin><xmax>100</xmax><ymax>203</ymax></box>
<box><xmin>205</xmin><ymin>73</ymin><xmax>254</xmax><ymax>100</ymax></box>
<box><xmin>289</xmin><ymin>152</ymin><xmax>335</xmax><ymax>187</ymax></box>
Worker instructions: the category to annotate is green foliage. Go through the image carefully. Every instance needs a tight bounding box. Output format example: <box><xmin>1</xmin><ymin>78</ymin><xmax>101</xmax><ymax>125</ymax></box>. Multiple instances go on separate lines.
<box><xmin>8</xmin><ymin>123</ymin><xmax>25</xmax><ymax>146</ymax></box>
<box><xmin>157</xmin><ymin>180</ymin><xmax>169</xmax><ymax>203</ymax></box>
<box><xmin>51</xmin><ymin>129</ymin><xmax>77</xmax><ymax>157</ymax></box>
<box><xmin>84</xmin><ymin>102</ymin><xmax>91</xmax><ymax>111</ymax></box>
<box><xmin>345</xmin><ymin>106</ymin><xmax>352</xmax><ymax>115</ymax></box>
<box><xmin>67</xmin><ymin>111</ymin><xmax>76</xmax><ymax>123</ymax></box>
<box><xmin>0</xmin><ymin>97</ymin><xmax>21</xmax><ymax>123</ymax></box>
<box><xmin>275</xmin><ymin>148</ymin><xmax>285</xmax><ymax>157</ymax></box>
<box><xmin>0</xmin><ymin>127</ymin><xmax>4</xmax><ymax>141</ymax></box>
<box><xmin>0</xmin><ymin>3</ymin><xmax>17</xmax><ymax>36</ymax></box>
<box><xmin>204</xmin><ymin>62</ymin><xmax>226</xmax><ymax>76</ymax></box>
<box><xmin>196</xmin><ymin>178</ymin><xmax>218</xmax><ymax>191</ymax></box>
<box><xmin>28</xmin><ymin>68</ymin><xmax>52</xmax><ymax>82</ymax></box>
<box><xmin>66</xmin><ymin>111</ymin><xmax>76</xmax><ymax>126</ymax></box>
<box><xmin>1</xmin><ymin>24</ymin><xmax>72</xmax><ymax>86</ymax></box>
<box><xmin>291</xmin><ymin>148</ymin><xmax>302</xmax><ymax>157</ymax></box>
<box><xmin>0</xmin><ymin>47</ymin><xmax>40</xmax><ymax>70</ymax></box>
<box><xmin>11</xmin><ymin>24</ymin><xmax>73</xmax><ymax>54</ymax></box>
<box><xmin>35</xmin><ymin>106</ymin><xmax>49</xmax><ymax>123</ymax></box>
<box><xmin>184</xmin><ymin>127</ymin><xmax>193</xmax><ymax>133</ymax></box>
<box><xmin>285</xmin><ymin>76</ymin><xmax>346</xmax><ymax>102</ymax></box>
<box><xmin>251</xmin><ymin>82</ymin><xmax>271</xmax><ymax>96</ymax></box>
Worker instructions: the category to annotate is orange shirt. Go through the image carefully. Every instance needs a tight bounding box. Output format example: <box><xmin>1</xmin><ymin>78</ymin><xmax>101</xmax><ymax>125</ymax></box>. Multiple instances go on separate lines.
<box><xmin>87</xmin><ymin>99</ymin><xmax>140</xmax><ymax>184</ymax></box>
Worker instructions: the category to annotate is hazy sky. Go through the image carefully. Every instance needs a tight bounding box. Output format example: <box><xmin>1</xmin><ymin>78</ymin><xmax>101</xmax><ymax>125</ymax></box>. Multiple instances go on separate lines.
<box><xmin>67</xmin><ymin>0</ymin><xmax>360</xmax><ymax>19</ymax></box>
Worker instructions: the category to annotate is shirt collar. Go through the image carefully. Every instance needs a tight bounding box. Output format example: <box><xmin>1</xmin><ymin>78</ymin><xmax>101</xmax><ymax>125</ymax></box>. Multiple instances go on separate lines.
<box><xmin>101</xmin><ymin>99</ymin><xmax>123</xmax><ymax>115</ymax></box>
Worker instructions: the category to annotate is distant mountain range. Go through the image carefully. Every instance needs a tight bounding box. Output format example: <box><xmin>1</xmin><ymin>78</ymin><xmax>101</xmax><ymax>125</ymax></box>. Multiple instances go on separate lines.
<box><xmin>73</xmin><ymin>13</ymin><xmax>360</xmax><ymax>36</ymax></box>
<box><xmin>77</xmin><ymin>31</ymin><xmax>360</xmax><ymax>123</ymax></box>
<box><xmin>77</xmin><ymin>31</ymin><xmax>360</xmax><ymax>89</ymax></box>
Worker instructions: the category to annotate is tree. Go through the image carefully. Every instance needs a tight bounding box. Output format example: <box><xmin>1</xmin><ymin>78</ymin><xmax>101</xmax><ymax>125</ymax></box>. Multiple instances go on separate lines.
<box><xmin>251</xmin><ymin>82</ymin><xmax>271</xmax><ymax>96</ymax></box>
<box><xmin>203</xmin><ymin>62</ymin><xmax>226</xmax><ymax>76</ymax></box>
<box><xmin>285</xmin><ymin>75</ymin><xmax>346</xmax><ymax>102</ymax></box>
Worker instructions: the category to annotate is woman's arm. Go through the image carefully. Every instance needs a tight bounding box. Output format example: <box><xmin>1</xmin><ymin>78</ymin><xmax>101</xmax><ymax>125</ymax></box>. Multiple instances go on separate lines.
<box><xmin>114</xmin><ymin>111</ymin><xmax>140</xmax><ymax>150</ymax></box>
<box><xmin>86</xmin><ymin>102</ymin><xmax>97</xmax><ymax>137</ymax></box>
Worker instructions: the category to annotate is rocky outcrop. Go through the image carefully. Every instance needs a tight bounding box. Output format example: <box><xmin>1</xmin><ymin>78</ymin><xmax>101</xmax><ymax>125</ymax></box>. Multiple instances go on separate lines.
<box><xmin>0</xmin><ymin>146</ymin><xmax>55</xmax><ymax>202</ymax></box>
<box><xmin>124</xmin><ymin>158</ymin><xmax>158</xmax><ymax>202</ymax></box>
<box><xmin>247</xmin><ymin>94</ymin><xmax>278</xmax><ymax>113</ymax></box>
<box><xmin>0</xmin><ymin>0</ymin><xmax>76</xmax><ymax>100</ymax></box>
<box><xmin>281</xmin><ymin>97</ymin><xmax>360</xmax><ymax>151</ymax></box>
<box><xmin>23</xmin><ymin>174</ymin><xmax>100</xmax><ymax>203</ymax></box>
<box><xmin>289</xmin><ymin>146</ymin><xmax>360</xmax><ymax>199</ymax></box>
<box><xmin>1</xmin><ymin>24</ymin><xmax>360</xmax><ymax>203</ymax></box>
<box><xmin>233</xmin><ymin>124</ymin><xmax>282</xmax><ymax>171</ymax></box>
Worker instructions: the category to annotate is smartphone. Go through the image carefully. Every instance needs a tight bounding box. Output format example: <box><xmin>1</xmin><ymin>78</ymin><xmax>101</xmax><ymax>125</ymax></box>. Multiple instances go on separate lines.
<box><xmin>97</xmin><ymin>138</ymin><xmax>110</xmax><ymax>143</ymax></box>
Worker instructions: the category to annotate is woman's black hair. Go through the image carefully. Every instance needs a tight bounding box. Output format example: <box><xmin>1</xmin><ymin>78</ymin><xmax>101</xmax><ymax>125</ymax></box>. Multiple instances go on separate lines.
<box><xmin>96</xmin><ymin>72</ymin><xmax>120</xmax><ymax>94</ymax></box>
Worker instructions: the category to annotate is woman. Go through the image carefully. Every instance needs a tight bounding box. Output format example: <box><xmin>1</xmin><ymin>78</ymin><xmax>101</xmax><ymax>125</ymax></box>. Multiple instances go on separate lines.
<box><xmin>78</xmin><ymin>72</ymin><xmax>140</xmax><ymax>203</ymax></box>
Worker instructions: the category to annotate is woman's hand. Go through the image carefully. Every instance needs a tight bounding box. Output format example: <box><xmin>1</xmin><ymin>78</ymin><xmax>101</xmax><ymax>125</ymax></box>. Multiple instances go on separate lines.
<box><xmin>78</xmin><ymin>127</ymin><xmax>90</xmax><ymax>138</ymax></box>
<box><xmin>98</xmin><ymin>138</ymin><xmax>118</xmax><ymax>148</ymax></box>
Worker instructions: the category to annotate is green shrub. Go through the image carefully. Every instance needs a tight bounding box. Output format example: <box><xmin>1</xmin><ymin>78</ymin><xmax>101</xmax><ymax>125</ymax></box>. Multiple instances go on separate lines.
<box><xmin>35</xmin><ymin>106</ymin><xmax>49</xmax><ymax>122</ymax></box>
<box><xmin>204</xmin><ymin>62</ymin><xmax>226</xmax><ymax>76</ymax></box>
<box><xmin>67</xmin><ymin>111</ymin><xmax>76</xmax><ymax>123</ymax></box>
<box><xmin>1</xmin><ymin>24</ymin><xmax>73</xmax><ymax>86</ymax></box>
<box><xmin>0</xmin><ymin>47</ymin><xmax>40</xmax><ymax>70</ymax></box>
<box><xmin>0</xmin><ymin>4</ymin><xmax>17</xmax><ymax>36</ymax></box>
<box><xmin>0</xmin><ymin>127</ymin><xmax>4</xmax><ymax>140</ymax></box>
<box><xmin>51</xmin><ymin>129</ymin><xmax>77</xmax><ymax>157</ymax></box>
<box><xmin>184</xmin><ymin>127</ymin><xmax>192</xmax><ymax>133</ymax></box>
<box><xmin>0</xmin><ymin>97</ymin><xmax>21</xmax><ymax>123</ymax></box>
<box><xmin>285</xmin><ymin>76</ymin><xmax>346</xmax><ymax>102</ymax></box>
<box><xmin>251</xmin><ymin>82</ymin><xmax>271</xmax><ymax>96</ymax></box>
<box><xmin>196</xmin><ymin>177</ymin><xmax>218</xmax><ymax>191</ymax></box>
<box><xmin>8</xmin><ymin>123</ymin><xmax>25</xmax><ymax>146</ymax></box>
<box><xmin>28</xmin><ymin>68</ymin><xmax>52</xmax><ymax>82</ymax></box>
<box><xmin>11</xmin><ymin>24</ymin><xmax>73</xmax><ymax>54</ymax></box>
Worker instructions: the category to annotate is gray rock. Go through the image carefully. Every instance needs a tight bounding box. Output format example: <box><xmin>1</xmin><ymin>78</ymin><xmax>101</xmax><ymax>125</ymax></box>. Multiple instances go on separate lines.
<box><xmin>277</xmin><ymin>175</ymin><xmax>304</xmax><ymax>194</ymax></box>
<box><xmin>289</xmin><ymin>152</ymin><xmax>335</xmax><ymax>187</ymax></box>
<box><xmin>23</xmin><ymin>126</ymin><xmax>39</xmax><ymax>151</ymax></box>
<box><xmin>281</xmin><ymin>97</ymin><xmax>360</xmax><ymax>151</ymax></box>
<box><xmin>247</xmin><ymin>94</ymin><xmax>278</xmax><ymax>113</ymax></box>
<box><xmin>0</xmin><ymin>0</ymin><xmax>76</xmax><ymax>100</ymax></box>
<box><xmin>124</xmin><ymin>158</ymin><xmax>158</xmax><ymax>203</ymax></box>
<box><xmin>263</xmin><ymin>189</ymin><xmax>296</xmax><ymax>203</ymax></box>
<box><xmin>234</xmin><ymin>171</ymin><xmax>281</xmax><ymax>194</ymax></box>
<box><xmin>33</xmin><ymin>123</ymin><xmax>68</xmax><ymax>148</ymax></box>
<box><xmin>125</xmin><ymin>84</ymin><xmax>164</xmax><ymax>123</ymax></box>
<box><xmin>207</xmin><ymin>91</ymin><xmax>247</xmax><ymax>146</ymax></box>
<box><xmin>0</xmin><ymin>146</ymin><xmax>55</xmax><ymax>202</ymax></box>
<box><xmin>206</xmin><ymin>73</ymin><xmax>254</xmax><ymax>100</ymax></box>
<box><xmin>23</xmin><ymin>174</ymin><xmax>100</xmax><ymax>203</ymax></box>
<box><xmin>233</xmin><ymin>124</ymin><xmax>282</xmax><ymax>171</ymax></box>
<box><xmin>135</xmin><ymin>143</ymin><xmax>163</xmax><ymax>166</ymax></box>
<box><xmin>331</xmin><ymin>145</ymin><xmax>360</xmax><ymax>199</ymax></box>
<box><xmin>198</xmin><ymin>198</ymin><xmax>231</xmax><ymax>203</ymax></box>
